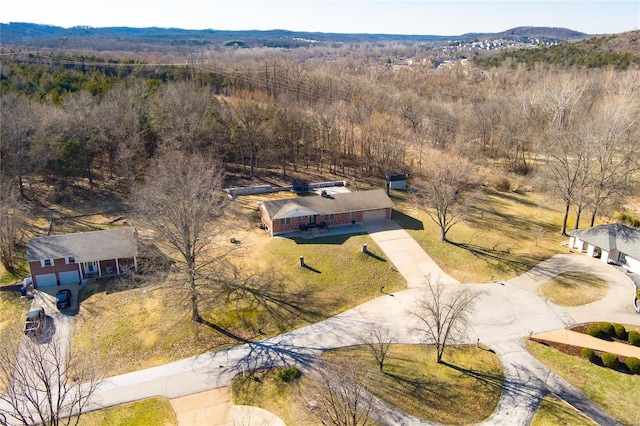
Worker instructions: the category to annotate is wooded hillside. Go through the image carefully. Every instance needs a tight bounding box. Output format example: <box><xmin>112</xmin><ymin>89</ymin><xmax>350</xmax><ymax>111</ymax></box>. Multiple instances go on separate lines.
<box><xmin>1</xmin><ymin>31</ymin><xmax>640</xmax><ymax>268</ymax></box>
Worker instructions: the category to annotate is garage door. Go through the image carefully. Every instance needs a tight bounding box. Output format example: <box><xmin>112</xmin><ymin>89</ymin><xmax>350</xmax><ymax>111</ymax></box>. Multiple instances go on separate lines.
<box><xmin>35</xmin><ymin>273</ymin><xmax>56</xmax><ymax>287</ymax></box>
<box><xmin>363</xmin><ymin>209</ymin><xmax>388</xmax><ymax>221</ymax></box>
<box><xmin>59</xmin><ymin>270</ymin><xmax>80</xmax><ymax>285</ymax></box>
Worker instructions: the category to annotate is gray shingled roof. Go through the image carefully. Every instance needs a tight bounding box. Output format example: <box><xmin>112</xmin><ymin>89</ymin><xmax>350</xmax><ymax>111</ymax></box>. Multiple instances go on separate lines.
<box><xmin>26</xmin><ymin>228</ymin><xmax>138</xmax><ymax>263</ymax></box>
<box><xmin>568</xmin><ymin>223</ymin><xmax>640</xmax><ymax>258</ymax></box>
<box><xmin>261</xmin><ymin>189</ymin><xmax>394</xmax><ymax>220</ymax></box>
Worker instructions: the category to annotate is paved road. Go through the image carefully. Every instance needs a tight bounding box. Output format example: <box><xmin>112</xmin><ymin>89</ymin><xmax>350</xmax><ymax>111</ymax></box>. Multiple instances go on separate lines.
<box><xmin>15</xmin><ymin>221</ymin><xmax>637</xmax><ymax>426</ymax></box>
<box><xmin>86</xmin><ymin>252</ymin><xmax>632</xmax><ymax>425</ymax></box>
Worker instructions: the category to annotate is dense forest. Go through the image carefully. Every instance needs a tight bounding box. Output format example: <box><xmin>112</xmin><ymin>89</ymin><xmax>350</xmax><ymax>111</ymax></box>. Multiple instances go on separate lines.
<box><xmin>1</xmin><ymin>30</ymin><xmax>640</xmax><ymax>259</ymax></box>
<box><xmin>475</xmin><ymin>30</ymin><xmax>640</xmax><ymax>70</ymax></box>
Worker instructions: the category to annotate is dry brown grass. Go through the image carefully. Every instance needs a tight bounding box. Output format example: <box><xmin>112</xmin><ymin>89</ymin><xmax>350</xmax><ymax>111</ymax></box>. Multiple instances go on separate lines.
<box><xmin>393</xmin><ymin>189</ymin><xmax>570</xmax><ymax>283</ymax></box>
<box><xmin>232</xmin><ymin>344</ymin><xmax>503</xmax><ymax>425</ymax></box>
<box><xmin>531</xmin><ymin>393</ymin><xmax>598</xmax><ymax>426</ymax></box>
<box><xmin>538</xmin><ymin>271</ymin><xmax>608</xmax><ymax>306</ymax></box>
<box><xmin>72</xmin><ymin>188</ymin><xmax>406</xmax><ymax>376</ymax></box>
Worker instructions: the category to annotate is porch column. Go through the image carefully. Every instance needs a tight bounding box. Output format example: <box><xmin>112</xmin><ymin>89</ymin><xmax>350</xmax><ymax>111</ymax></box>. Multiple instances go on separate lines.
<box><xmin>133</xmin><ymin>257</ymin><xmax>138</xmax><ymax>272</ymax></box>
<box><xmin>78</xmin><ymin>264</ymin><xmax>84</xmax><ymax>281</ymax></box>
<box><xmin>115</xmin><ymin>258</ymin><xmax>120</xmax><ymax>275</ymax></box>
<box><xmin>97</xmin><ymin>261</ymin><xmax>102</xmax><ymax>277</ymax></box>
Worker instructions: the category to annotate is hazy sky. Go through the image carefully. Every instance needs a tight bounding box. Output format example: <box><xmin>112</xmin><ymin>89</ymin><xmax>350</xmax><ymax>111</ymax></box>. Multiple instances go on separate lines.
<box><xmin>2</xmin><ymin>1</ymin><xmax>639</xmax><ymax>35</ymax></box>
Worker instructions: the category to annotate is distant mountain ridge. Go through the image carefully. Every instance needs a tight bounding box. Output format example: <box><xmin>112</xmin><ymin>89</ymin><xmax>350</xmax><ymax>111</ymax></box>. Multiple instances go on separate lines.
<box><xmin>0</xmin><ymin>22</ymin><xmax>590</xmax><ymax>50</ymax></box>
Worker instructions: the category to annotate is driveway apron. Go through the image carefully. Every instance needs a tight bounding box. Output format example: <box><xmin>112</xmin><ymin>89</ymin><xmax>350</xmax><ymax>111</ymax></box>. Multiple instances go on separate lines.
<box><xmin>83</xmin><ymin>235</ymin><xmax>637</xmax><ymax>426</ymax></box>
<box><xmin>362</xmin><ymin>220</ymin><xmax>458</xmax><ymax>286</ymax></box>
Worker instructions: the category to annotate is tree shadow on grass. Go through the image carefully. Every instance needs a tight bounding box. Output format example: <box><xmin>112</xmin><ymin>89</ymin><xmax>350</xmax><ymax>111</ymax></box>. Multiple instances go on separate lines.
<box><xmin>381</xmin><ymin>371</ymin><xmax>450</xmax><ymax>401</ymax></box>
<box><xmin>449</xmin><ymin>241</ymin><xmax>545</xmax><ymax>276</ymax></box>
<box><xmin>440</xmin><ymin>361</ymin><xmax>504</xmax><ymax>394</ymax></box>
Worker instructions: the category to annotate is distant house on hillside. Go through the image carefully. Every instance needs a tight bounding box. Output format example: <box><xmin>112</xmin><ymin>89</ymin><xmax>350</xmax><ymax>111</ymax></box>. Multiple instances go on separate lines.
<box><xmin>568</xmin><ymin>223</ymin><xmax>640</xmax><ymax>274</ymax></box>
<box><xmin>259</xmin><ymin>189</ymin><xmax>394</xmax><ymax>236</ymax></box>
<box><xmin>26</xmin><ymin>228</ymin><xmax>138</xmax><ymax>289</ymax></box>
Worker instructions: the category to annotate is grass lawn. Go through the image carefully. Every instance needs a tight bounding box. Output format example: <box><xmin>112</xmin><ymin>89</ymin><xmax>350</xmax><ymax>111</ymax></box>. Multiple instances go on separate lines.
<box><xmin>526</xmin><ymin>340</ymin><xmax>640</xmax><ymax>426</ymax></box>
<box><xmin>77</xmin><ymin>397</ymin><xmax>177</xmax><ymax>426</ymax></box>
<box><xmin>391</xmin><ymin>189</ymin><xmax>571</xmax><ymax>283</ymax></box>
<box><xmin>232</xmin><ymin>344</ymin><xmax>503</xmax><ymax>425</ymax></box>
<box><xmin>538</xmin><ymin>271</ymin><xmax>608</xmax><ymax>306</ymax></box>
<box><xmin>0</xmin><ymin>282</ymin><xmax>32</xmax><ymax>394</ymax></box>
<box><xmin>531</xmin><ymin>393</ymin><xmax>597</xmax><ymax>426</ymax></box>
<box><xmin>73</xmin><ymin>232</ymin><xmax>405</xmax><ymax>376</ymax></box>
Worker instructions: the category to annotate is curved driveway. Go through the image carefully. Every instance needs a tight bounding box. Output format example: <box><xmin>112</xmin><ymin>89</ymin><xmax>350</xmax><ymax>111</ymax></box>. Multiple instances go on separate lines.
<box><xmin>87</xmin><ymin>223</ymin><xmax>637</xmax><ymax>426</ymax></box>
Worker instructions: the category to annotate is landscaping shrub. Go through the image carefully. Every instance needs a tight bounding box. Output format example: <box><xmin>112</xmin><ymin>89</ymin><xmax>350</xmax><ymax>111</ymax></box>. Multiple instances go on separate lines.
<box><xmin>586</xmin><ymin>324</ymin><xmax>602</xmax><ymax>338</ymax></box>
<box><xmin>598</xmin><ymin>322</ymin><xmax>614</xmax><ymax>337</ymax></box>
<box><xmin>629</xmin><ymin>330</ymin><xmax>640</xmax><ymax>347</ymax></box>
<box><xmin>580</xmin><ymin>347</ymin><xmax>598</xmax><ymax>363</ymax></box>
<box><xmin>275</xmin><ymin>366</ymin><xmax>302</xmax><ymax>383</ymax></box>
<box><xmin>601</xmin><ymin>352</ymin><xmax>619</xmax><ymax>369</ymax></box>
<box><xmin>612</xmin><ymin>323</ymin><xmax>627</xmax><ymax>340</ymax></box>
<box><xmin>625</xmin><ymin>357</ymin><xmax>640</xmax><ymax>374</ymax></box>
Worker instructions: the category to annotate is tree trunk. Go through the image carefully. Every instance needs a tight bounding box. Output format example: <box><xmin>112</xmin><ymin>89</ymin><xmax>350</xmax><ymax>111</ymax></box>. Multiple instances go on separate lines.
<box><xmin>589</xmin><ymin>207</ymin><xmax>598</xmax><ymax>228</ymax></box>
<box><xmin>440</xmin><ymin>227</ymin><xmax>447</xmax><ymax>242</ymax></box>
<box><xmin>574</xmin><ymin>206</ymin><xmax>581</xmax><ymax>230</ymax></box>
<box><xmin>560</xmin><ymin>203</ymin><xmax>570</xmax><ymax>236</ymax></box>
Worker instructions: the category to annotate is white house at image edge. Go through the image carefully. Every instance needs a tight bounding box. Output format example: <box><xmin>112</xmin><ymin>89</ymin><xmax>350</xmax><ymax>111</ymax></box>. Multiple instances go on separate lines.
<box><xmin>568</xmin><ymin>223</ymin><xmax>640</xmax><ymax>274</ymax></box>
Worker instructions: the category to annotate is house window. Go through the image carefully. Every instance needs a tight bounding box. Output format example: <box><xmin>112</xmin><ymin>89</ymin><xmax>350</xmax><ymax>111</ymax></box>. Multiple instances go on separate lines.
<box><xmin>43</xmin><ymin>259</ymin><xmax>53</xmax><ymax>267</ymax></box>
<box><xmin>282</xmin><ymin>218</ymin><xmax>291</xmax><ymax>225</ymax></box>
<box><xmin>349</xmin><ymin>212</ymin><xmax>356</xmax><ymax>219</ymax></box>
<box><xmin>67</xmin><ymin>256</ymin><xmax>76</xmax><ymax>264</ymax></box>
<box><xmin>324</xmin><ymin>214</ymin><xmax>335</xmax><ymax>221</ymax></box>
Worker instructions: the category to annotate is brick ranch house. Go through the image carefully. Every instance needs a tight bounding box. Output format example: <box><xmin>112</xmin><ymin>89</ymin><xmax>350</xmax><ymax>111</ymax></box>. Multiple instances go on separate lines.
<box><xmin>259</xmin><ymin>189</ymin><xmax>394</xmax><ymax>236</ymax></box>
<box><xmin>568</xmin><ymin>223</ymin><xmax>640</xmax><ymax>274</ymax></box>
<box><xmin>25</xmin><ymin>227</ymin><xmax>138</xmax><ymax>289</ymax></box>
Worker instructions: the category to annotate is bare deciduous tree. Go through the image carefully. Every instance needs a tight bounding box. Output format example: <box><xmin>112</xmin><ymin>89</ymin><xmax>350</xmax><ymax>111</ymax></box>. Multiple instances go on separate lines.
<box><xmin>0</xmin><ymin>181</ymin><xmax>24</xmax><ymax>272</ymax></box>
<box><xmin>544</xmin><ymin>128</ymin><xmax>594</xmax><ymax>236</ymax></box>
<box><xmin>133</xmin><ymin>150</ymin><xmax>230</xmax><ymax>323</ymax></box>
<box><xmin>0</xmin><ymin>333</ymin><xmax>102</xmax><ymax>426</ymax></box>
<box><xmin>414</xmin><ymin>151</ymin><xmax>477</xmax><ymax>242</ymax></box>
<box><xmin>409</xmin><ymin>280</ymin><xmax>482</xmax><ymax>363</ymax></box>
<box><xmin>357</xmin><ymin>324</ymin><xmax>396</xmax><ymax>372</ymax></box>
<box><xmin>304</xmin><ymin>358</ymin><xmax>376</xmax><ymax>426</ymax></box>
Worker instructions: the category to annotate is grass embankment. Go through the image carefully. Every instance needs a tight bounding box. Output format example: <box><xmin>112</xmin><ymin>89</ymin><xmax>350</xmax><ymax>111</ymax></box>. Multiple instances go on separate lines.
<box><xmin>77</xmin><ymin>397</ymin><xmax>177</xmax><ymax>426</ymax></box>
<box><xmin>73</xmin><ymin>233</ymin><xmax>405</xmax><ymax>376</ymax></box>
<box><xmin>0</xmin><ymin>281</ymin><xmax>32</xmax><ymax>394</ymax></box>
<box><xmin>392</xmin><ymin>189</ymin><xmax>570</xmax><ymax>283</ymax></box>
<box><xmin>526</xmin><ymin>340</ymin><xmax>640</xmax><ymax>425</ymax></box>
<box><xmin>531</xmin><ymin>393</ymin><xmax>597</xmax><ymax>426</ymax></box>
<box><xmin>538</xmin><ymin>271</ymin><xmax>608</xmax><ymax>306</ymax></box>
<box><xmin>233</xmin><ymin>344</ymin><xmax>503</xmax><ymax>425</ymax></box>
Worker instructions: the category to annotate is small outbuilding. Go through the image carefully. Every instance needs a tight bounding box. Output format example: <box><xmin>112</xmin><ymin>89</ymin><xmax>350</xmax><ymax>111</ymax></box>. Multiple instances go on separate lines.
<box><xmin>387</xmin><ymin>174</ymin><xmax>408</xmax><ymax>190</ymax></box>
<box><xmin>259</xmin><ymin>189</ymin><xmax>394</xmax><ymax>236</ymax></box>
<box><xmin>25</xmin><ymin>228</ymin><xmax>138</xmax><ymax>288</ymax></box>
<box><xmin>568</xmin><ymin>223</ymin><xmax>640</xmax><ymax>274</ymax></box>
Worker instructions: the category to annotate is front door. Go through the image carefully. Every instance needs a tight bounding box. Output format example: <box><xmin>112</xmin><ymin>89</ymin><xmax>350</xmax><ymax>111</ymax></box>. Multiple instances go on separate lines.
<box><xmin>308</xmin><ymin>215</ymin><xmax>316</xmax><ymax>225</ymax></box>
<box><xmin>84</xmin><ymin>262</ymin><xmax>98</xmax><ymax>276</ymax></box>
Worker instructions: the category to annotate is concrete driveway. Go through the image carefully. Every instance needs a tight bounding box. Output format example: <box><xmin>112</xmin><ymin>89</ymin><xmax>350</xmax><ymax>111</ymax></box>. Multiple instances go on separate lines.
<box><xmin>362</xmin><ymin>220</ymin><xmax>458</xmax><ymax>286</ymax></box>
<box><xmin>74</xmin><ymin>221</ymin><xmax>638</xmax><ymax>426</ymax></box>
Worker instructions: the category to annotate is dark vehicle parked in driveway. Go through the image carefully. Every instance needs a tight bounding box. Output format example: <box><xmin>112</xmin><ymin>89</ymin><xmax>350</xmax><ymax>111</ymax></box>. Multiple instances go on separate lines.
<box><xmin>24</xmin><ymin>307</ymin><xmax>45</xmax><ymax>336</ymax></box>
<box><xmin>55</xmin><ymin>289</ymin><xmax>72</xmax><ymax>310</ymax></box>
